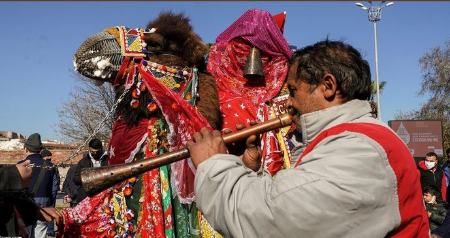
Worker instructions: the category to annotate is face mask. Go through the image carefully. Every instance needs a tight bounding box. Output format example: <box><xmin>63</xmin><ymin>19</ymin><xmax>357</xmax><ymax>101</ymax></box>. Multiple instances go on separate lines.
<box><xmin>425</xmin><ymin>161</ymin><xmax>437</xmax><ymax>170</ymax></box>
<box><xmin>90</xmin><ymin>150</ymin><xmax>103</xmax><ymax>160</ymax></box>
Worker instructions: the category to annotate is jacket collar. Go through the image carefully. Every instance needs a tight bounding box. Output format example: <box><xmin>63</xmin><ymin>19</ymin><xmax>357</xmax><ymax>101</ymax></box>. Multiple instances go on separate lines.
<box><xmin>300</xmin><ymin>99</ymin><xmax>373</xmax><ymax>144</ymax></box>
<box><xmin>88</xmin><ymin>151</ymin><xmax>108</xmax><ymax>161</ymax></box>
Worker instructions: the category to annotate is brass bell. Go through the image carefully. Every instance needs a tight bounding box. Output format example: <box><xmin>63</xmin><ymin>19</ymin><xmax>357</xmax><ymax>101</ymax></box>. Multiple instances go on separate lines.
<box><xmin>244</xmin><ymin>47</ymin><xmax>265</xmax><ymax>80</ymax></box>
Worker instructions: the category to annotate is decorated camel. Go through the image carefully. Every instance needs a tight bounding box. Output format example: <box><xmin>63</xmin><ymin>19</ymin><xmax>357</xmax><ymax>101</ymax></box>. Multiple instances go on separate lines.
<box><xmin>62</xmin><ymin>12</ymin><xmax>221</xmax><ymax>237</ymax></box>
<box><xmin>61</xmin><ymin>9</ymin><xmax>299</xmax><ymax>238</ymax></box>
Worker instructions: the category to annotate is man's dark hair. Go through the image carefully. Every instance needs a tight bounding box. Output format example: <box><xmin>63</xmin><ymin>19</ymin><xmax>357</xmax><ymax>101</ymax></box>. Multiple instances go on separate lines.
<box><xmin>426</xmin><ymin>152</ymin><xmax>438</xmax><ymax>158</ymax></box>
<box><xmin>40</xmin><ymin>148</ymin><xmax>52</xmax><ymax>157</ymax></box>
<box><xmin>88</xmin><ymin>138</ymin><xmax>103</xmax><ymax>150</ymax></box>
<box><xmin>289</xmin><ymin>40</ymin><xmax>372</xmax><ymax>101</ymax></box>
<box><xmin>423</xmin><ymin>186</ymin><xmax>438</xmax><ymax>196</ymax></box>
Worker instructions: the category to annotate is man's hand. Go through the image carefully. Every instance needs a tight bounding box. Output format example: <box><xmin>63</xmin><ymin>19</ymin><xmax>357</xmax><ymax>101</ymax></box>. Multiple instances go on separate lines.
<box><xmin>241</xmin><ymin>133</ymin><xmax>261</xmax><ymax>172</ymax></box>
<box><xmin>187</xmin><ymin>128</ymin><xmax>227</xmax><ymax>167</ymax></box>
<box><xmin>38</xmin><ymin>207</ymin><xmax>63</xmax><ymax>226</ymax></box>
<box><xmin>63</xmin><ymin>195</ymin><xmax>72</xmax><ymax>203</ymax></box>
<box><xmin>223</xmin><ymin>122</ymin><xmax>261</xmax><ymax>171</ymax></box>
<box><xmin>16</xmin><ymin>160</ymin><xmax>32</xmax><ymax>187</ymax></box>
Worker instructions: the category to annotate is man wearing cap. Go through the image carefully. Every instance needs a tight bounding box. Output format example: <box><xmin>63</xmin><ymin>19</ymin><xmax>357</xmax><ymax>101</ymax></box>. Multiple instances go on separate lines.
<box><xmin>18</xmin><ymin>133</ymin><xmax>59</xmax><ymax>238</ymax></box>
<box><xmin>73</xmin><ymin>138</ymin><xmax>108</xmax><ymax>204</ymax></box>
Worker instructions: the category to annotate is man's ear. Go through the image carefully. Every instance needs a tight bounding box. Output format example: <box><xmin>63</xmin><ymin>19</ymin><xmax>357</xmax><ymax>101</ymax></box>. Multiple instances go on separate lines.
<box><xmin>320</xmin><ymin>73</ymin><xmax>338</xmax><ymax>100</ymax></box>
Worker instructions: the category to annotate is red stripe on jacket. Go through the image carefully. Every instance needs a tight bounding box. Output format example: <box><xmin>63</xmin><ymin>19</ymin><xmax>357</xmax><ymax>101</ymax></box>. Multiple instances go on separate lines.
<box><xmin>295</xmin><ymin>122</ymin><xmax>430</xmax><ymax>238</ymax></box>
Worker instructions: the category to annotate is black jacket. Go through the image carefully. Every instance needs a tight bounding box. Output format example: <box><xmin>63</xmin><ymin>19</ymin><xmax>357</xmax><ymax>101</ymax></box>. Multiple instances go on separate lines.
<box><xmin>73</xmin><ymin>152</ymin><xmax>108</xmax><ymax>203</ymax></box>
<box><xmin>418</xmin><ymin>160</ymin><xmax>446</xmax><ymax>201</ymax></box>
<box><xmin>0</xmin><ymin>165</ymin><xmax>40</xmax><ymax>236</ymax></box>
<box><xmin>62</xmin><ymin>164</ymin><xmax>81</xmax><ymax>206</ymax></box>
<box><xmin>425</xmin><ymin>201</ymin><xmax>448</xmax><ymax>231</ymax></box>
<box><xmin>18</xmin><ymin>153</ymin><xmax>57</xmax><ymax>200</ymax></box>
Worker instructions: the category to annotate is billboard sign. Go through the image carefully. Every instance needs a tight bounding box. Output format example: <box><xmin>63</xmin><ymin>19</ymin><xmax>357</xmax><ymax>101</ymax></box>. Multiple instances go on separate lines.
<box><xmin>388</xmin><ymin>120</ymin><xmax>443</xmax><ymax>157</ymax></box>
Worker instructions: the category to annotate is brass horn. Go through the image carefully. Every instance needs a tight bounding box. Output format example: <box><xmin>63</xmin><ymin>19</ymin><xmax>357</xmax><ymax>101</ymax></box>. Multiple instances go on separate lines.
<box><xmin>81</xmin><ymin>113</ymin><xmax>293</xmax><ymax>196</ymax></box>
<box><xmin>244</xmin><ymin>47</ymin><xmax>265</xmax><ymax>80</ymax></box>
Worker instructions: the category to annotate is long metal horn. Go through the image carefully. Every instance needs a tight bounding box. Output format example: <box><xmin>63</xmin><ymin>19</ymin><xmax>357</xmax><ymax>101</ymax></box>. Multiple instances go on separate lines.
<box><xmin>81</xmin><ymin>113</ymin><xmax>292</xmax><ymax>196</ymax></box>
<box><xmin>244</xmin><ymin>47</ymin><xmax>265</xmax><ymax>80</ymax></box>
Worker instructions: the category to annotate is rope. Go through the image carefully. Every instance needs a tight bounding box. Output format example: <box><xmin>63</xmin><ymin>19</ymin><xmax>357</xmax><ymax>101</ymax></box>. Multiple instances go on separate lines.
<box><xmin>47</xmin><ymin>87</ymin><xmax>130</xmax><ymax>168</ymax></box>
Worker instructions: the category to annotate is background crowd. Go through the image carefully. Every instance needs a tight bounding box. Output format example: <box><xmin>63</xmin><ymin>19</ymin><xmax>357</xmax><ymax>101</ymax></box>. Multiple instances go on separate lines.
<box><xmin>0</xmin><ymin>134</ymin><xmax>107</xmax><ymax>237</ymax></box>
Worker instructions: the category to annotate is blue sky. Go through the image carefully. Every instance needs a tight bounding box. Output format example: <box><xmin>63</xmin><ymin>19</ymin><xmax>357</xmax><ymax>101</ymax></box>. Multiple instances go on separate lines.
<box><xmin>0</xmin><ymin>1</ymin><xmax>449</xmax><ymax>141</ymax></box>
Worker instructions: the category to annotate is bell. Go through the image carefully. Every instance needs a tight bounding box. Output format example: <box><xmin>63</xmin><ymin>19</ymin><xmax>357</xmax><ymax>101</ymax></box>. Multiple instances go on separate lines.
<box><xmin>244</xmin><ymin>47</ymin><xmax>265</xmax><ymax>80</ymax></box>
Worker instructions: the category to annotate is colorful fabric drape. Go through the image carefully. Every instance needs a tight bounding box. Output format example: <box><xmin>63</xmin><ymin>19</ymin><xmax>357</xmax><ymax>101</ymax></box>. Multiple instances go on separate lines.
<box><xmin>139</xmin><ymin>63</ymin><xmax>212</xmax><ymax>204</ymax></box>
<box><xmin>207</xmin><ymin>9</ymin><xmax>294</xmax><ymax>174</ymax></box>
<box><xmin>61</xmin><ymin>59</ymin><xmax>219</xmax><ymax>237</ymax></box>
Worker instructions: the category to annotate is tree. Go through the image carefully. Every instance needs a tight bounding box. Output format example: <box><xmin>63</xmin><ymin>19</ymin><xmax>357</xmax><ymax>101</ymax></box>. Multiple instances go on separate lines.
<box><xmin>57</xmin><ymin>73</ymin><xmax>116</xmax><ymax>143</ymax></box>
<box><xmin>395</xmin><ymin>40</ymin><xmax>450</xmax><ymax>150</ymax></box>
<box><xmin>371</xmin><ymin>81</ymin><xmax>386</xmax><ymax>98</ymax></box>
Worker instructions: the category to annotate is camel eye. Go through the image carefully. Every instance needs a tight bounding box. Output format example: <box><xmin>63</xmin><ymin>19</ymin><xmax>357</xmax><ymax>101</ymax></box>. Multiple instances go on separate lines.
<box><xmin>147</xmin><ymin>41</ymin><xmax>161</xmax><ymax>48</ymax></box>
<box><xmin>144</xmin><ymin>33</ymin><xmax>165</xmax><ymax>52</ymax></box>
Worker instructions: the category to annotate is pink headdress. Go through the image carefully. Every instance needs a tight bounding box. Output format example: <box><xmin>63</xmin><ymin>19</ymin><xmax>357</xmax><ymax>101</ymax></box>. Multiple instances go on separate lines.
<box><xmin>216</xmin><ymin>9</ymin><xmax>292</xmax><ymax>58</ymax></box>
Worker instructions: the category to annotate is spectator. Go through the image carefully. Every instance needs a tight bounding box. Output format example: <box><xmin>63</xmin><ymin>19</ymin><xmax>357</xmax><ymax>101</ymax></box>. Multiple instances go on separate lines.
<box><xmin>442</xmin><ymin>148</ymin><xmax>450</xmax><ymax>193</ymax></box>
<box><xmin>433</xmin><ymin>149</ymin><xmax>450</xmax><ymax>238</ymax></box>
<box><xmin>18</xmin><ymin>133</ymin><xmax>58</xmax><ymax>238</ymax></box>
<box><xmin>419</xmin><ymin>152</ymin><xmax>447</xmax><ymax>201</ymax></box>
<box><xmin>0</xmin><ymin>160</ymin><xmax>62</xmax><ymax>237</ymax></box>
<box><xmin>62</xmin><ymin>164</ymin><xmax>80</xmax><ymax>207</ymax></box>
<box><xmin>424</xmin><ymin>187</ymin><xmax>448</xmax><ymax>231</ymax></box>
<box><xmin>73</xmin><ymin>138</ymin><xmax>108</xmax><ymax>203</ymax></box>
<box><xmin>40</xmin><ymin>149</ymin><xmax>60</xmax><ymax>237</ymax></box>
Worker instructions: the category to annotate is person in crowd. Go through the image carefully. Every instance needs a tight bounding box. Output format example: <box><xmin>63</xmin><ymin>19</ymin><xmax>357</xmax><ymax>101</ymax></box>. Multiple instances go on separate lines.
<box><xmin>419</xmin><ymin>152</ymin><xmax>447</xmax><ymax>201</ymax></box>
<box><xmin>0</xmin><ymin>160</ymin><xmax>62</xmax><ymax>237</ymax></box>
<box><xmin>40</xmin><ymin>148</ymin><xmax>60</xmax><ymax>237</ymax></box>
<box><xmin>73</xmin><ymin>138</ymin><xmax>108</xmax><ymax>203</ymax></box>
<box><xmin>441</xmin><ymin>148</ymin><xmax>450</xmax><ymax>192</ymax></box>
<box><xmin>423</xmin><ymin>187</ymin><xmax>448</xmax><ymax>231</ymax></box>
<box><xmin>17</xmin><ymin>133</ymin><xmax>59</xmax><ymax>238</ymax></box>
<box><xmin>432</xmin><ymin>149</ymin><xmax>450</xmax><ymax>238</ymax></box>
<box><xmin>186</xmin><ymin>40</ymin><xmax>429</xmax><ymax>237</ymax></box>
<box><xmin>62</xmin><ymin>164</ymin><xmax>80</xmax><ymax>207</ymax></box>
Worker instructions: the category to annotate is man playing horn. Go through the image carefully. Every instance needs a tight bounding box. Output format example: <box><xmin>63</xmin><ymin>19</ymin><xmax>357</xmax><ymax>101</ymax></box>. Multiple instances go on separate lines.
<box><xmin>188</xmin><ymin>40</ymin><xmax>430</xmax><ymax>238</ymax></box>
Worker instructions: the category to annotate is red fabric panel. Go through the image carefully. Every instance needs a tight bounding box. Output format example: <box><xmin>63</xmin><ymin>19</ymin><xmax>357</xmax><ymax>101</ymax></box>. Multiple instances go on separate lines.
<box><xmin>108</xmin><ymin>118</ymin><xmax>148</xmax><ymax>165</ymax></box>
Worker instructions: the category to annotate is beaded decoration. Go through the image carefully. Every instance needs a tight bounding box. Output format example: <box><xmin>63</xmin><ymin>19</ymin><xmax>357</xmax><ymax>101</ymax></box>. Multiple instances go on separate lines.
<box><xmin>142</xmin><ymin>60</ymin><xmax>191</xmax><ymax>82</ymax></box>
<box><xmin>128</xmin><ymin>59</ymin><xmax>198</xmax><ymax>111</ymax></box>
<box><xmin>118</xmin><ymin>26</ymin><xmax>146</xmax><ymax>57</ymax></box>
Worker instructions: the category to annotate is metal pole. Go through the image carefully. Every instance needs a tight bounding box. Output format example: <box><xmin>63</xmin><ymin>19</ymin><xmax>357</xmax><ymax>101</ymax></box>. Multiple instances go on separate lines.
<box><xmin>373</xmin><ymin>21</ymin><xmax>381</xmax><ymax>120</ymax></box>
<box><xmin>356</xmin><ymin>2</ymin><xmax>393</xmax><ymax>120</ymax></box>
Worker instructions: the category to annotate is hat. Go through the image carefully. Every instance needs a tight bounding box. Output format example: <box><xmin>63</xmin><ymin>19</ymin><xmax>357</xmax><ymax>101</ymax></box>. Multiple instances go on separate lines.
<box><xmin>40</xmin><ymin>148</ymin><xmax>52</xmax><ymax>157</ymax></box>
<box><xmin>24</xmin><ymin>133</ymin><xmax>43</xmax><ymax>153</ymax></box>
<box><xmin>88</xmin><ymin>138</ymin><xmax>103</xmax><ymax>150</ymax></box>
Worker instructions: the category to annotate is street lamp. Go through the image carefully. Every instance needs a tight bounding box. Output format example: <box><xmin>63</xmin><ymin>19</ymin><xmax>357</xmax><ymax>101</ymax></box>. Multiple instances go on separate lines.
<box><xmin>355</xmin><ymin>1</ymin><xmax>394</xmax><ymax>120</ymax></box>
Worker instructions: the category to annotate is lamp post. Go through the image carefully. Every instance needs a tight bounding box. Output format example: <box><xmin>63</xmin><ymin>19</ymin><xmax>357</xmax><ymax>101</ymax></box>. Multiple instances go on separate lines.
<box><xmin>355</xmin><ymin>1</ymin><xmax>394</xmax><ymax>120</ymax></box>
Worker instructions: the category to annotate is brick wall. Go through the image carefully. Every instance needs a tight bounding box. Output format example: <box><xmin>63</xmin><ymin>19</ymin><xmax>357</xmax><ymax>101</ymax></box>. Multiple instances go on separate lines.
<box><xmin>0</xmin><ymin>145</ymin><xmax>85</xmax><ymax>191</ymax></box>
<box><xmin>0</xmin><ymin>144</ymin><xmax>84</xmax><ymax>165</ymax></box>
